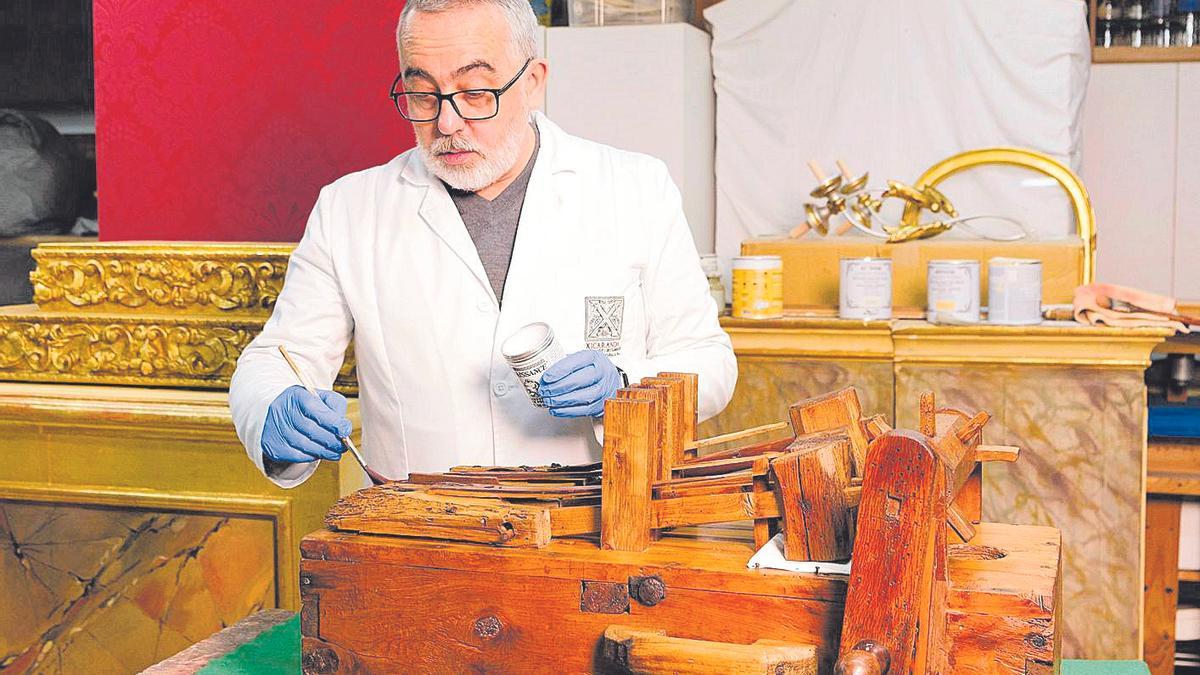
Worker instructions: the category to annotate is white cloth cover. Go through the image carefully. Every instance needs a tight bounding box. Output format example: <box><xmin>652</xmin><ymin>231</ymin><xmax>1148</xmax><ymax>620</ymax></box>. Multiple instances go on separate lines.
<box><xmin>746</xmin><ymin>532</ymin><xmax>852</xmax><ymax>575</ymax></box>
<box><xmin>706</xmin><ymin>0</ymin><xmax>1091</xmax><ymax>267</ymax></box>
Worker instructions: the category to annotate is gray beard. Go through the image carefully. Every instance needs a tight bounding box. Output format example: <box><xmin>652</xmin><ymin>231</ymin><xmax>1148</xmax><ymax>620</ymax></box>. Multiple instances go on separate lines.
<box><xmin>419</xmin><ymin>110</ymin><xmax>531</xmax><ymax>193</ymax></box>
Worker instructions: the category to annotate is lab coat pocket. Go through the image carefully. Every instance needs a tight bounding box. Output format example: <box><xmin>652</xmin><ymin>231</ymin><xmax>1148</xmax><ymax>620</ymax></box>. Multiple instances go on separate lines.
<box><xmin>582</xmin><ymin>268</ymin><xmax>645</xmax><ymax>358</ymax></box>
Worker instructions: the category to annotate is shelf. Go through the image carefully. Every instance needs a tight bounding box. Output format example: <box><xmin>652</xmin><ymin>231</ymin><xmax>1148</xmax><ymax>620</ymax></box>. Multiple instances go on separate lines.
<box><xmin>1182</xmin><ymin>569</ymin><xmax>1200</xmax><ymax>582</ymax></box>
<box><xmin>1093</xmin><ymin>46</ymin><xmax>1200</xmax><ymax>63</ymax></box>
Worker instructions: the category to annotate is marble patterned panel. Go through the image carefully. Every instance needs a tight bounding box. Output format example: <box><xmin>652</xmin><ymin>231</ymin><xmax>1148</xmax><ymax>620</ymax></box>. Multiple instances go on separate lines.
<box><xmin>0</xmin><ymin>501</ymin><xmax>276</xmax><ymax>674</ymax></box>
<box><xmin>700</xmin><ymin>357</ymin><xmax>895</xmax><ymax>436</ymax></box>
<box><xmin>895</xmin><ymin>365</ymin><xmax>1145</xmax><ymax>660</ymax></box>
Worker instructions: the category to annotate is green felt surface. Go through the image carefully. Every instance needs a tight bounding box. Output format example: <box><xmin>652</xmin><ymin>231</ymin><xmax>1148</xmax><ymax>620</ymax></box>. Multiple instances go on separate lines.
<box><xmin>1062</xmin><ymin>661</ymin><xmax>1150</xmax><ymax>675</ymax></box>
<box><xmin>193</xmin><ymin>618</ymin><xmax>1150</xmax><ymax>675</ymax></box>
<box><xmin>196</xmin><ymin>615</ymin><xmax>300</xmax><ymax>674</ymax></box>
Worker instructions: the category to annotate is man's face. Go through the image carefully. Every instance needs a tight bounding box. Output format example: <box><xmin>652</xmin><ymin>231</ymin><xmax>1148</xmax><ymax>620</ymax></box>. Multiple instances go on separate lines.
<box><xmin>400</xmin><ymin>6</ymin><xmax>547</xmax><ymax>192</ymax></box>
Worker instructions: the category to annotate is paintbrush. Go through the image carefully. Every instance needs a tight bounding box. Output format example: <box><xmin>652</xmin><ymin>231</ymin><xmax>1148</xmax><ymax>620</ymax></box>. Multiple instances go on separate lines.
<box><xmin>277</xmin><ymin>345</ymin><xmax>391</xmax><ymax>485</ymax></box>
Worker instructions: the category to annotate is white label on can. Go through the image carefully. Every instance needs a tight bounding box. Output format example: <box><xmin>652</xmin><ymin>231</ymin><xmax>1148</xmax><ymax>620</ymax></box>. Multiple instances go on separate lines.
<box><xmin>840</xmin><ymin>259</ymin><xmax>893</xmax><ymax>320</ymax></box>
<box><xmin>927</xmin><ymin>262</ymin><xmax>980</xmax><ymax>324</ymax></box>
<box><xmin>511</xmin><ymin>339</ymin><xmax>566</xmax><ymax>408</ymax></box>
<box><xmin>988</xmin><ymin>261</ymin><xmax>1042</xmax><ymax>325</ymax></box>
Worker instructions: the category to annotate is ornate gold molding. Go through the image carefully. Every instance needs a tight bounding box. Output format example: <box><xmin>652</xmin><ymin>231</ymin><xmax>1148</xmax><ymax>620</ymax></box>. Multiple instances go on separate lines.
<box><xmin>892</xmin><ymin>320</ymin><xmax>1170</xmax><ymax>368</ymax></box>
<box><xmin>0</xmin><ymin>307</ymin><xmax>357</xmax><ymax>393</ymax></box>
<box><xmin>722</xmin><ymin>316</ymin><xmax>894</xmax><ymax>359</ymax></box>
<box><xmin>30</xmin><ymin>243</ymin><xmax>294</xmax><ymax>315</ymax></box>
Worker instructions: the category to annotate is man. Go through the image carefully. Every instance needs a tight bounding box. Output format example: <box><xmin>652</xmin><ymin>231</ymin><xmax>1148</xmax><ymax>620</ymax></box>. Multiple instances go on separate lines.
<box><xmin>228</xmin><ymin>0</ymin><xmax>736</xmax><ymax>487</ymax></box>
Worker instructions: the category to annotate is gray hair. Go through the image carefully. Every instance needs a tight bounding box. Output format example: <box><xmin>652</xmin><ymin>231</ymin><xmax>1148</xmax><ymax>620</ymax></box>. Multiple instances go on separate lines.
<box><xmin>396</xmin><ymin>0</ymin><xmax>538</xmax><ymax>66</ymax></box>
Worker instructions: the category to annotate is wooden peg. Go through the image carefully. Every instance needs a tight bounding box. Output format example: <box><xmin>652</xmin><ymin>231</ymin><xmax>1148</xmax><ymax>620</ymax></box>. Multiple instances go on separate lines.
<box><xmin>918</xmin><ymin>391</ymin><xmax>936</xmax><ymax>437</ymax></box>
<box><xmin>954</xmin><ymin>411</ymin><xmax>991</xmax><ymax>443</ymax></box>
<box><xmin>600</xmin><ymin>397</ymin><xmax>657</xmax><ymax>552</ymax></box>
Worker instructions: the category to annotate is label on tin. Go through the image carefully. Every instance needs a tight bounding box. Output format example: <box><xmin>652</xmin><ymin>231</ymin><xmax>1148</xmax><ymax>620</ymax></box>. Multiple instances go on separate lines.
<box><xmin>511</xmin><ymin>339</ymin><xmax>566</xmax><ymax>408</ymax></box>
<box><xmin>584</xmin><ymin>296</ymin><xmax>625</xmax><ymax>355</ymax></box>
<box><xmin>927</xmin><ymin>261</ymin><xmax>980</xmax><ymax>323</ymax></box>
<box><xmin>732</xmin><ymin>267</ymin><xmax>783</xmax><ymax>319</ymax></box>
<box><xmin>840</xmin><ymin>259</ymin><xmax>892</xmax><ymax>320</ymax></box>
<box><xmin>988</xmin><ymin>260</ymin><xmax>1042</xmax><ymax>325</ymax></box>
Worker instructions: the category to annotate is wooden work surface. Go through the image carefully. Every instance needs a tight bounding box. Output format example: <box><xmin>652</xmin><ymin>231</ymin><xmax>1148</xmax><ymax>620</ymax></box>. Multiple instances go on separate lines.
<box><xmin>300</xmin><ymin>522</ymin><xmax>1060</xmax><ymax>673</ymax></box>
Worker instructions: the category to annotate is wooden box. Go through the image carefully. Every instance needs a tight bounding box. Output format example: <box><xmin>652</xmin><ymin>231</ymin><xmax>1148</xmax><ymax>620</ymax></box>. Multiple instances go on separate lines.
<box><xmin>299</xmin><ymin>522</ymin><xmax>1061</xmax><ymax>674</ymax></box>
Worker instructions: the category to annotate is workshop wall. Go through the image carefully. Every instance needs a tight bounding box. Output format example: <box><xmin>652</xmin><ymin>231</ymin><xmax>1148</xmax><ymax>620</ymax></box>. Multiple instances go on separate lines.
<box><xmin>94</xmin><ymin>1</ymin><xmax>415</xmax><ymax>242</ymax></box>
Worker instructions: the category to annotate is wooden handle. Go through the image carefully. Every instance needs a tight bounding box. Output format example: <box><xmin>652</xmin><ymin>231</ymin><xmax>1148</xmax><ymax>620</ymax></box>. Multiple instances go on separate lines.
<box><xmin>835</xmin><ymin>640</ymin><xmax>891</xmax><ymax>675</ymax></box>
<box><xmin>278</xmin><ymin>345</ymin><xmax>319</xmax><ymax>396</ymax></box>
<box><xmin>807</xmin><ymin>159</ymin><xmax>828</xmax><ymax>182</ymax></box>
<box><xmin>789</xmin><ymin>222</ymin><xmax>812</xmax><ymax>238</ymax></box>
<box><xmin>601</xmin><ymin>625</ymin><xmax>817</xmax><ymax>674</ymax></box>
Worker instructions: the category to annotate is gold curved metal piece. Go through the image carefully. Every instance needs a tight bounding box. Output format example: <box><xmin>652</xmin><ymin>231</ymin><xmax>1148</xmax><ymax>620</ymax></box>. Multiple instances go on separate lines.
<box><xmin>810</xmin><ymin>175</ymin><xmax>843</xmax><ymax>199</ymax></box>
<box><xmin>912</xmin><ymin>147</ymin><xmax>1096</xmax><ymax>283</ymax></box>
<box><xmin>840</xmin><ymin>172</ymin><xmax>869</xmax><ymax>195</ymax></box>
<box><xmin>805</xmin><ymin>203</ymin><xmax>830</xmax><ymax>236</ymax></box>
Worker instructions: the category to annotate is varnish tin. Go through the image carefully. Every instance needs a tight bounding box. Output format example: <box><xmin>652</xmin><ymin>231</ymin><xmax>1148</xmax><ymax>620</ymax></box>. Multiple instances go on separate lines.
<box><xmin>839</xmin><ymin>257</ymin><xmax>892</xmax><ymax>320</ymax></box>
<box><xmin>732</xmin><ymin>255</ymin><xmax>783</xmax><ymax>319</ymax></box>
<box><xmin>926</xmin><ymin>259</ymin><xmax>981</xmax><ymax>324</ymax></box>
<box><xmin>987</xmin><ymin>257</ymin><xmax>1043</xmax><ymax>325</ymax></box>
<box><xmin>501</xmin><ymin>322</ymin><xmax>566</xmax><ymax>407</ymax></box>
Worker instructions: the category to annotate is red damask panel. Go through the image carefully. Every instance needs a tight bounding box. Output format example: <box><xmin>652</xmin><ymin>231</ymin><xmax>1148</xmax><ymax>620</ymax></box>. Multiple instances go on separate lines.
<box><xmin>94</xmin><ymin>1</ymin><xmax>415</xmax><ymax>242</ymax></box>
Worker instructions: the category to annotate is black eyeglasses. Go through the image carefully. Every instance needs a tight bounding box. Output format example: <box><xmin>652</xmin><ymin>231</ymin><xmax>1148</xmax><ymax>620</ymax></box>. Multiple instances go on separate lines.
<box><xmin>390</xmin><ymin>58</ymin><xmax>532</xmax><ymax>123</ymax></box>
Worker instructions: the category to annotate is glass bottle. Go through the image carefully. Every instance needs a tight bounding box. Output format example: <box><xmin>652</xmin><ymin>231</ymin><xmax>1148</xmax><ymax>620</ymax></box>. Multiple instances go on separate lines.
<box><xmin>1148</xmin><ymin>0</ymin><xmax>1174</xmax><ymax>46</ymax></box>
<box><xmin>1177</xmin><ymin>0</ymin><xmax>1199</xmax><ymax>46</ymax></box>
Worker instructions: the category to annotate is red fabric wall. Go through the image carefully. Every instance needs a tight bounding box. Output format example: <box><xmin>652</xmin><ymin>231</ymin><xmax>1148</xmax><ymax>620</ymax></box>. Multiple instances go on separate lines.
<box><xmin>94</xmin><ymin>1</ymin><xmax>415</xmax><ymax>242</ymax></box>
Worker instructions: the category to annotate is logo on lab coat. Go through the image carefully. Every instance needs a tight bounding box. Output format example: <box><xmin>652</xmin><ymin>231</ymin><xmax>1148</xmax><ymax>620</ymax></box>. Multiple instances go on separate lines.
<box><xmin>584</xmin><ymin>296</ymin><xmax>624</xmax><ymax>355</ymax></box>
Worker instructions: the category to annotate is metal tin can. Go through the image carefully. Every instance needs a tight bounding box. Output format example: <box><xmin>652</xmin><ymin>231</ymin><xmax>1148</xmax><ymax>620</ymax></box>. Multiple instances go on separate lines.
<box><xmin>839</xmin><ymin>257</ymin><xmax>892</xmax><ymax>320</ymax></box>
<box><xmin>926</xmin><ymin>259</ymin><xmax>981</xmax><ymax>324</ymax></box>
<box><xmin>987</xmin><ymin>258</ymin><xmax>1043</xmax><ymax>325</ymax></box>
<box><xmin>732</xmin><ymin>255</ymin><xmax>783</xmax><ymax>319</ymax></box>
<box><xmin>501</xmin><ymin>322</ymin><xmax>566</xmax><ymax>407</ymax></box>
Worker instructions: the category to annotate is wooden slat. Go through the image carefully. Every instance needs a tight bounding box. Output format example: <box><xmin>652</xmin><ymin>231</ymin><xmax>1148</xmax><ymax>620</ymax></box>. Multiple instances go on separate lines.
<box><xmin>975</xmin><ymin>445</ymin><xmax>1020</xmax><ymax>463</ymax></box>
<box><xmin>601</xmin><ymin>396</ymin><xmax>657</xmax><ymax>552</ymax></box>
<box><xmin>600</xmin><ymin>626</ymin><xmax>817</xmax><ymax>675</ymax></box>
<box><xmin>1144</xmin><ymin>497</ymin><xmax>1182</xmax><ymax>675</ymax></box>
<box><xmin>659</xmin><ymin>372</ymin><xmax>699</xmax><ymax>457</ymax></box>
<box><xmin>324</xmin><ymin>489</ymin><xmax>552</xmax><ymax>547</ymax></box>
<box><xmin>689</xmin><ymin>422</ymin><xmax>792</xmax><ymax>451</ymax></box>
<box><xmin>642</xmin><ymin>376</ymin><xmax>688</xmax><ymax>474</ymax></box>
<box><xmin>652</xmin><ymin>490</ymin><xmax>780</xmax><ymax>529</ymax></box>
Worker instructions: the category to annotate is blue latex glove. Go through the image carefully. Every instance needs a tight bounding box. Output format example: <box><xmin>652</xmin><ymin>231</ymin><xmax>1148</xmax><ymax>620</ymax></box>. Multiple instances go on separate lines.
<box><xmin>261</xmin><ymin>385</ymin><xmax>353</xmax><ymax>463</ymax></box>
<box><xmin>538</xmin><ymin>350</ymin><xmax>625</xmax><ymax>418</ymax></box>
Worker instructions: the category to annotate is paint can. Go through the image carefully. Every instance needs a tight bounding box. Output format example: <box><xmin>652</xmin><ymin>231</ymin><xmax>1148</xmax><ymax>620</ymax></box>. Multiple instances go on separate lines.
<box><xmin>732</xmin><ymin>255</ymin><xmax>783</xmax><ymax>319</ymax></box>
<box><xmin>501</xmin><ymin>322</ymin><xmax>566</xmax><ymax>407</ymax></box>
<box><xmin>987</xmin><ymin>258</ymin><xmax>1043</xmax><ymax>325</ymax></box>
<box><xmin>839</xmin><ymin>257</ymin><xmax>893</xmax><ymax>320</ymax></box>
<box><xmin>926</xmin><ymin>259</ymin><xmax>981</xmax><ymax>324</ymax></box>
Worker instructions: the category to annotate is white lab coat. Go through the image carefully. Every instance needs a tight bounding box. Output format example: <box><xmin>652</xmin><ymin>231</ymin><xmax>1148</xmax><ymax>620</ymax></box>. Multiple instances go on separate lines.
<box><xmin>228</xmin><ymin>112</ymin><xmax>737</xmax><ymax>488</ymax></box>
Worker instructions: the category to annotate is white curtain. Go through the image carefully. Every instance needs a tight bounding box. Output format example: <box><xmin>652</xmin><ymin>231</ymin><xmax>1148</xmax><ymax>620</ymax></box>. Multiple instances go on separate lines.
<box><xmin>707</xmin><ymin>0</ymin><xmax>1091</xmax><ymax>266</ymax></box>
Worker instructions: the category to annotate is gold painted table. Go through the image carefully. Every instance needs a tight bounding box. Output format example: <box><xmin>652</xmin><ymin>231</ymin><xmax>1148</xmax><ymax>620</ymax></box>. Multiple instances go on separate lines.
<box><xmin>706</xmin><ymin>314</ymin><xmax>1170</xmax><ymax>660</ymax></box>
